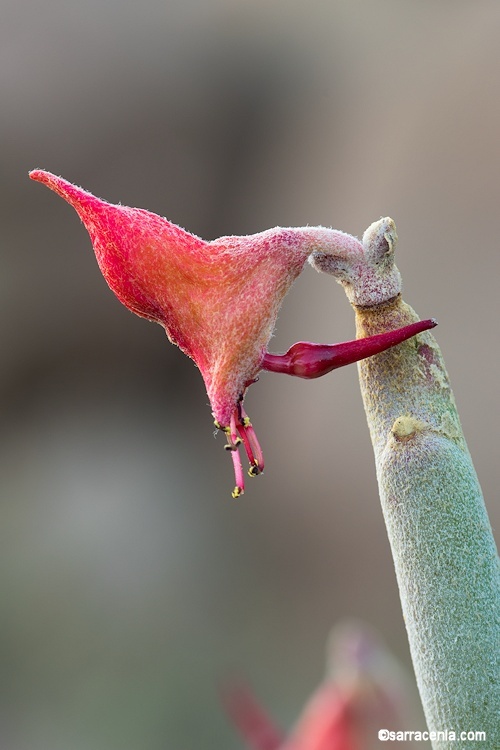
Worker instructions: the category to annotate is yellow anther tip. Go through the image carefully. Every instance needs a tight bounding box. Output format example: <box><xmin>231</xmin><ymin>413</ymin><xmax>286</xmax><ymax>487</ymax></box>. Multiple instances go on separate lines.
<box><xmin>231</xmin><ymin>487</ymin><xmax>243</xmax><ymax>499</ymax></box>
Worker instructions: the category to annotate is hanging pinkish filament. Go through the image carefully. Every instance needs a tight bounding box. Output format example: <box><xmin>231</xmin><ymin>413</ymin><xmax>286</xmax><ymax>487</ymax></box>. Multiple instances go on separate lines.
<box><xmin>227</xmin><ymin>412</ymin><xmax>245</xmax><ymax>498</ymax></box>
<box><xmin>236</xmin><ymin>403</ymin><xmax>265</xmax><ymax>476</ymax></box>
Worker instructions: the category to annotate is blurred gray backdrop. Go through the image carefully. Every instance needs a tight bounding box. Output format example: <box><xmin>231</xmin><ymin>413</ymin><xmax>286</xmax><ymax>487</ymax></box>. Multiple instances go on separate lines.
<box><xmin>2</xmin><ymin>1</ymin><xmax>499</xmax><ymax>748</ymax></box>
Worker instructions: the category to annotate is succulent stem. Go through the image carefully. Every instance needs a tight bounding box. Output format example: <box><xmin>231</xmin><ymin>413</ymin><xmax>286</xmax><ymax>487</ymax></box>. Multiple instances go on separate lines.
<box><xmin>316</xmin><ymin>218</ymin><xmax>500</xmax><ymax>747</ymax></box>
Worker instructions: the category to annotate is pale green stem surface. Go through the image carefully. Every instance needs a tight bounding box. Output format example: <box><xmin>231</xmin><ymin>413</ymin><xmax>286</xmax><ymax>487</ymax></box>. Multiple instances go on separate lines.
<box><xmin>311</xmin><ymin>219</ymin><xmax>500</xmax><ymax>748</ymax></box>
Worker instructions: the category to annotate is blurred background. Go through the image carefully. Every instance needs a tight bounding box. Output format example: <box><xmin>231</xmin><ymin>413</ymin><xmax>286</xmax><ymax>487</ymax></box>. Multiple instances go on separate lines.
<box><xmin>2</xmin><ymin>0</ymin><xmax>500</xmax><ymax>747</ymax></box>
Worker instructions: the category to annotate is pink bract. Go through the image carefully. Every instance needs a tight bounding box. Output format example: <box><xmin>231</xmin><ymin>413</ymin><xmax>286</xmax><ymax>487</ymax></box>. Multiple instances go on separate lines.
<box><xmin>30</xmin><ymin>170</ymin><xmax>313</xmax><ymax>425</ymax></box>
<box><xmin>30</xmin><ymin>170</ymin><xmax>436</xmax><ymax>497</ymax></box>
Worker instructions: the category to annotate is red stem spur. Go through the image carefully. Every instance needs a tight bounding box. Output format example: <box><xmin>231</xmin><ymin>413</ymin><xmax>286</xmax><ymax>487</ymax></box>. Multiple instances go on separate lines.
<box><xmin>261</xmin><ymin>319</ymin><xmax>437</xmax><ymax>379</ymax></box>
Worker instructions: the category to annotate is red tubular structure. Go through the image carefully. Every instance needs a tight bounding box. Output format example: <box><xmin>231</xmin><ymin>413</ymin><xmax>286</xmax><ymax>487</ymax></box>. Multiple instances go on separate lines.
<box><xmin>261</xmin><ymin>319</ymin><xmax>437</xmax><ymax>379</ymax></box>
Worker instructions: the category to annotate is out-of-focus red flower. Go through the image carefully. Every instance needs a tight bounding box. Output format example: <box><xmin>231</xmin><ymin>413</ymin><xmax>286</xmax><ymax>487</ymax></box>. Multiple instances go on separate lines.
<box><xmin>30</xmin><ymin>170</ymin><xmax>436</xmax><ymax>497</ymax></box>
<box><xmin>223</xmin><ymin>621</ymin><xmax>419</xmax><ymax>750</ymax></box>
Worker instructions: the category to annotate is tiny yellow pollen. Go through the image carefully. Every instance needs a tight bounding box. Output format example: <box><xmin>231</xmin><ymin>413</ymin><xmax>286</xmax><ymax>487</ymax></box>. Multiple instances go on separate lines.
<box><xmin>232</xmin><ymin>486</ymin><xmax>243</xmax><ymax>499</ymax></box>
<box><xmin>242</xmin><ymin>417</ymin><xmax>252</xmax><ymax>427</ymax></box>
<box><xmin>248</xmin><ymin>465</ymin><xmax>260</xmax><ymax>477</ymax></box>
<box><xmin>224</xmin><ymin>437</ymin><xmax>242</xmax><ymax>451</ymax></box>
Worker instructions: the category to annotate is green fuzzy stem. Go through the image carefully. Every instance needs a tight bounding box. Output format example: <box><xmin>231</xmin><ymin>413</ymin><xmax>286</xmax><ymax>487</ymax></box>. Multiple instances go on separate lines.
<box><xmin>311</xmin><ymin>218</ymin><xmax>500</xmax><ymax>747</ymax></box>
<box><xmin>355</xmin><ymin>298</ymin><xmax>499</xmax><ymax>747</ymax></box>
